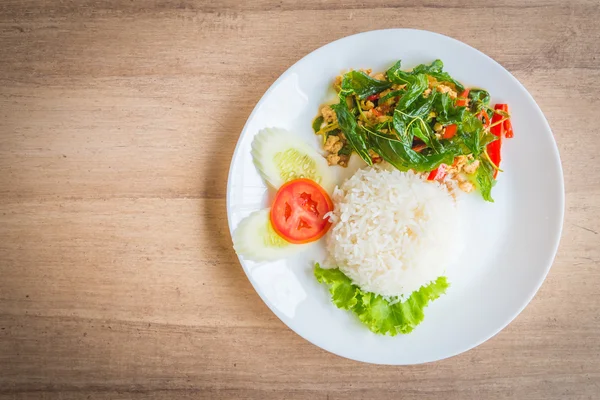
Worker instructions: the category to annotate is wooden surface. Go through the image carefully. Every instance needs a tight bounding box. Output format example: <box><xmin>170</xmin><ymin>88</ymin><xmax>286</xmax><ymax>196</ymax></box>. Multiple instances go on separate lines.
<box><xmin>1</xmin><ymin>1</ymin><xmax>599</xmax><ymax>398</ymax></box>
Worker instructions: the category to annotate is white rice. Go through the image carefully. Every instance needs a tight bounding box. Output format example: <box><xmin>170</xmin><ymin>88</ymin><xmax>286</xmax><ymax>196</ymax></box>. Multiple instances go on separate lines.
<box><xmin>325</xmin><ymin>164</ymin><xmax>461</xmax><ymax>298</ymax></box>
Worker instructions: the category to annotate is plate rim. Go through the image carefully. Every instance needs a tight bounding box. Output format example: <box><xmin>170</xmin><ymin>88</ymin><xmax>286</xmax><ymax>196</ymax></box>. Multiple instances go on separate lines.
<box><xmin>226</xmin><ymin>28</ymin><xmax>565</xmax><ymax>365</ymax></box>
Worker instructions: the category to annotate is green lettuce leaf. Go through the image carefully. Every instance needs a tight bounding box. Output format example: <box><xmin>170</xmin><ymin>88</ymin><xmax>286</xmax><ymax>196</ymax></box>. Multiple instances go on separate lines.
<box><xmin>314</xmin><ymin>264</ymin><xmax>449</xmax><ymax>336</ymax></box>
<box><xmin>314</xmin><ymin>266</ymin><xmax>359</xmax><ymax>309</ymax></box>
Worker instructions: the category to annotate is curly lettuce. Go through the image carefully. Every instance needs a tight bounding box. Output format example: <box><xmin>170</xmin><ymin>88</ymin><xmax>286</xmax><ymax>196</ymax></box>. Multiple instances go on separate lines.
<box><xmin>314</xmin><ymin>264</ymin><xmax>449</xmax><ymax>335</ymax></box>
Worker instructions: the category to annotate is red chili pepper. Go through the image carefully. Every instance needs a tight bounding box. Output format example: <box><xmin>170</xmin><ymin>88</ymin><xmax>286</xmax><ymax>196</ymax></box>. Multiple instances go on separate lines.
<box><xmin>443</xmin><ymin>124</ymin><xmax>457</xmax><ymax>139</ymax></box>
<box><xmin>505</xmin><ymin>119</ymin><xmax>514</xmax><ymax>138</ymax></box>
<box><xmin>427</xmin><ymin>164</ymin><xmax>447</xmax><ymax>181</ymax></box>
<box><xmin>492</xmin><ymin>103</ymin><xmax>513</xmax><ymax>138</ymax></box>
<box><xmin>456</xmin><ymin>88</ymin><xmax>470</xmax><ymax>107</ymax></box>
<box><xmin>488</xmin><ymin>104</ymin><xmax>505</xmax><ymax>179</ymax></box>
<box><xmin>412</xmin><ymin>143</ymin><xmax>427</xmax><ymax>153</ymax></box>
<box><xmin>494</xmin><ymin>104</ymin><xmax>508</xmax><ymax>111</ymax></box>
<box><xmin>495</xmin><ymin>104</ymin><xmax>514</xmax><ymax>139</ymax></box>
<box><xmin>487</xmin><ymin>139</ymin><xmax>501</xmax><ymax>179</ymax></box>
<box><xmin>371</xmin><ymin>107</ymin><xmax>383</xmax><ymax>117</ymax></box>
<box><xmin>499</xmin><ymin>104</ymin><xmax>513</xmax><ymax>138</ymax></box>
<box><xmin>367</xmin><ymin>94</ymin><xmax>379</xmax><ymax>102</ymax></box>
<box><xmin>478</xmin><ymin>110</ymin><xmax>491</xmax><ymax>128</ymax></box>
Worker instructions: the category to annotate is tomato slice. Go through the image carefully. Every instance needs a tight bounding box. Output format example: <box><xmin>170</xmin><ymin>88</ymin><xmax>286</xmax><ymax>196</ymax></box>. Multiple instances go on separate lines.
<box><xmin>270</xmin><ymin>179</ymin><xmax>333</xmax><ymax>244</ymax></box>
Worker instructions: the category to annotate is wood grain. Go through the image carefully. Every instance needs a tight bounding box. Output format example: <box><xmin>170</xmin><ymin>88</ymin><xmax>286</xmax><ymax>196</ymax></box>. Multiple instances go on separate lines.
<box><xmin>1</xmin><ymin>1</ymin><xmax>599</xmax><ymax>399</ymax></box>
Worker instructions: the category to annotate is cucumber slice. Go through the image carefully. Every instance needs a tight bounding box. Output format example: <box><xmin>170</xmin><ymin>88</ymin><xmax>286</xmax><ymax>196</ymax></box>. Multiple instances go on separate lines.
<box><xmin>251</xmin><ymin>127</ymin><xmax>334</xmax><ymax>192</ymax></box>
<box><xmin>233</xmin><ymin>209</ymin><xmax>303</xmax><ymax>262</ymax></box>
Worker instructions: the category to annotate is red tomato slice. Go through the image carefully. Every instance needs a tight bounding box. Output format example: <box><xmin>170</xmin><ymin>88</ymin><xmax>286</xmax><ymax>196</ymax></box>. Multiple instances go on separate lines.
<box><xmin>270</xmin><ymin>179</ymin><xmax>333</xmax><ymax>244</ymax></box>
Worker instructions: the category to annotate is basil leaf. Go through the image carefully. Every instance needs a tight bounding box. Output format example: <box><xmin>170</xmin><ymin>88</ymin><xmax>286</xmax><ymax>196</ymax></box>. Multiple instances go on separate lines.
<box><xmin>473</xmin><ymin>158</ymin><xmax>495</xmax><ymax>202</ymax></box>
<box><xmin>468</xmin><ymin>88</ymin><xmax>491</xmax><ymax>116</ymax></box>
<box><xmin>435</xmin><ymin>92</ymin><xmax>466</xmax><ymax>125</ymax></box>
<box><xmin>428</xmin><ymin>71</ymin><xmax>465</xmax><ymax>93</ymax></box>
<box><xmin>312</xmin><ymin>115</ymin><xmax>324</xmax><ymax>133</ymax></box>
<box><xmin>411</xmin><ymin>59</ymin><xmax>444</xmax><ymax>74</ymax></box>
<box><xmin>378</xmin><ymin>89</ymin><xmax>405</xmax><ymax>104</ymax></box>
<box><xmin>370</xmin><ymin>134</ymin><xmax>453</xmax><ymax>172</ymax></box>
<box><xmin>410</xmin><ymin>123</ymin><xmax>441</xmax><ymax>153</ymax></box>
<box><xmin>340</xmin><ymin>71</ymin><xmax>392</xmax><ymax>99</ymax></box>
<box><xmin>331</xmin><ymin>99</ymin><xmax>373</xmax><ymax>165</ymax></box>
<box><xmin>386</xmin><ymin>60</ymin><xmax>417</xmax><ymax>85</ymax></box>
<box><xmin>411</xmin><ymin>125</ymin><xmax>429</xmax><ymax>146</ymax></box>
<box><xmin>405</xmin><ymin>90</ymin><xmax>438</xmax><ymax>118</ymax></box>
<box><xmin>435</xmin><ymin>92</ymin><xmax>452</xmax><ymax>119</ymax></box>
<box><xmin>469</xmin><ymin>88</ymin><xmax>490</xmax><ymax>106</ymax></box>
<box><xmin>480</xmin><ymin>131</ymin><xmax>498</xmax><ymax>148</ymax></box>
<box><xmin>462</xmin><ymin>111</ymin><xmax>483</xmax><ymax>134</ymax></box>
<box><xmin>396</xmin><ymin>74</ymin><xmax>428</xmax><ymax>111</ymax></box>
<box><xmin>392</xmin><ymin>91</ymin><xmax>439</xmax><ymax>150</ymax></box>
<box><xmin>369</xmin><ymin>135</ymin><xmax>411</xmax><ymax>171</ymax></box>
<box><xmin>392</xmin><ymin>111</ymin><xmax>412</xmax><ymax>146</ymax></box>
<box><xmin>409</xmin><ymin>59</ymin><xmax>465</xmax><ymax>92</ymax></box>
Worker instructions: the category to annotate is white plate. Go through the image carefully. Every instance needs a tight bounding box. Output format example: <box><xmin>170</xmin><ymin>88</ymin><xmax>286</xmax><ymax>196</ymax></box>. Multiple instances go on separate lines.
<box><xmin>226</xmin><ymin>29</ymin><xmax>564</xmax><ymax>365</ymax></box>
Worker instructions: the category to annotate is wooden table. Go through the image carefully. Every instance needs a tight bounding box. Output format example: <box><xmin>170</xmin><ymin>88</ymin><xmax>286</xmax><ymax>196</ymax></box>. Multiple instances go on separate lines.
<box><xmin>1</xmin><ymin>1</ymin><xmax>599</xmax><ymax>398</ymax></box>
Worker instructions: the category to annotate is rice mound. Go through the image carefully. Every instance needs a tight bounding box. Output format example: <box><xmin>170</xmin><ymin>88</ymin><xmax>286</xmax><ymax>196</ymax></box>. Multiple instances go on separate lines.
<box><xmin>326</xmin><ymin>164</ymin><xmax>461</xmax><ymax>298</ymax></box>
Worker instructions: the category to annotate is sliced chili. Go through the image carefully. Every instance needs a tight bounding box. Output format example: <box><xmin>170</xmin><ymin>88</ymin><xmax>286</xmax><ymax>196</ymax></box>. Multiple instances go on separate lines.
<box><xmin>371</xmin><ymin>108</ymin><xmax>383</xmax><ymax>117</ymax></box>
<box><xmin>443</xmin><ymin>124</ymin><xmax>458</xmax><ymax>139</ymax></box>
<box><xmin>427</xmin><ymin>164</ymin><xmax>447</xmax><ymax>181</ymax></box>
<box><xmin>478</xmin><ymin>110</ymin><xmax>491</xmax><ymax>128</ymax></box>
<box><xmin>488</xmin><ymin>104</ymin><xmax>505</xmax><ymax>179</ymax></box>
<box><xmin>456</xmin><ymin>88</ymin><xmax>470</xmax><ymax>107</ymax></box>
<box><xmin>412</xmin><ymin>143</ymin><xmax>427</xmax><ymax>153</ymax></box>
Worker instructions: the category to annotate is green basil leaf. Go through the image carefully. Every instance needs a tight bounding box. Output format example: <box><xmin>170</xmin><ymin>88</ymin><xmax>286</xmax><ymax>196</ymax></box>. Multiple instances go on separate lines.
<box><xmin>392</xmin><ymin>112</ymin><xmax>412</xmax><ymax>146</ymax></box>
<box><xmin>370</xmin><ymin>134</ymin><xmax>453</xmax><ymax>172</ymax></box>
<box><xmin>378</xmin><ymin>89</ymin><xmax>405</xmax><ymax>104</ymax></box>
<box><xmin>428</xmin><ymin>71</ymin><xmax>465</xmax><ymax>93</ymax></box>
<box><xmin>386</xmin><ymin>60</ymin><xmax>418</xmax><ymax>85</ymax></box>
<box><xmin>434</xmin><ymin>92</ymin><xmax>466</xmax><ymax>125</ymax></box>
<box><xmin>410</xmin><ymin>123</ymin><xmax>441</xmax><ymax>153</ymax></box>
<box><xmin>411</xmin><ymin>59</ymin><xmax>444</xmax><ymax>74</ymax></box>
<box><xmin>396</xmin><ymin>74</ymin><xmax>428</xmax><ymax>111</ymax></box>
<box><xmin>312</xmin><ymin>115</ymin><xmax>324</xmax><ymax>133</ymax></box>
<box><xmin>473</xmin><ymin>158</ymin><xmax>496</xmax><ymax>202</ymax></box>
<box><xmin>469</xmin><ymin>88</ymin><xmax>490</xmax><ymax>106</ymax></box>
<box><xmin>409</xmin><ymin>59</ymin><xmax>465</xmax><ymax>92</ymax></box>
<box><xmin>331</xmin><ymin>99</ymin><xmax>373</xmax><ymax>165</ymax></box>
<box><xmin>340</xmin><ymin>71</ymin><xmax>392</xmax><ymax>99</ymax></box>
